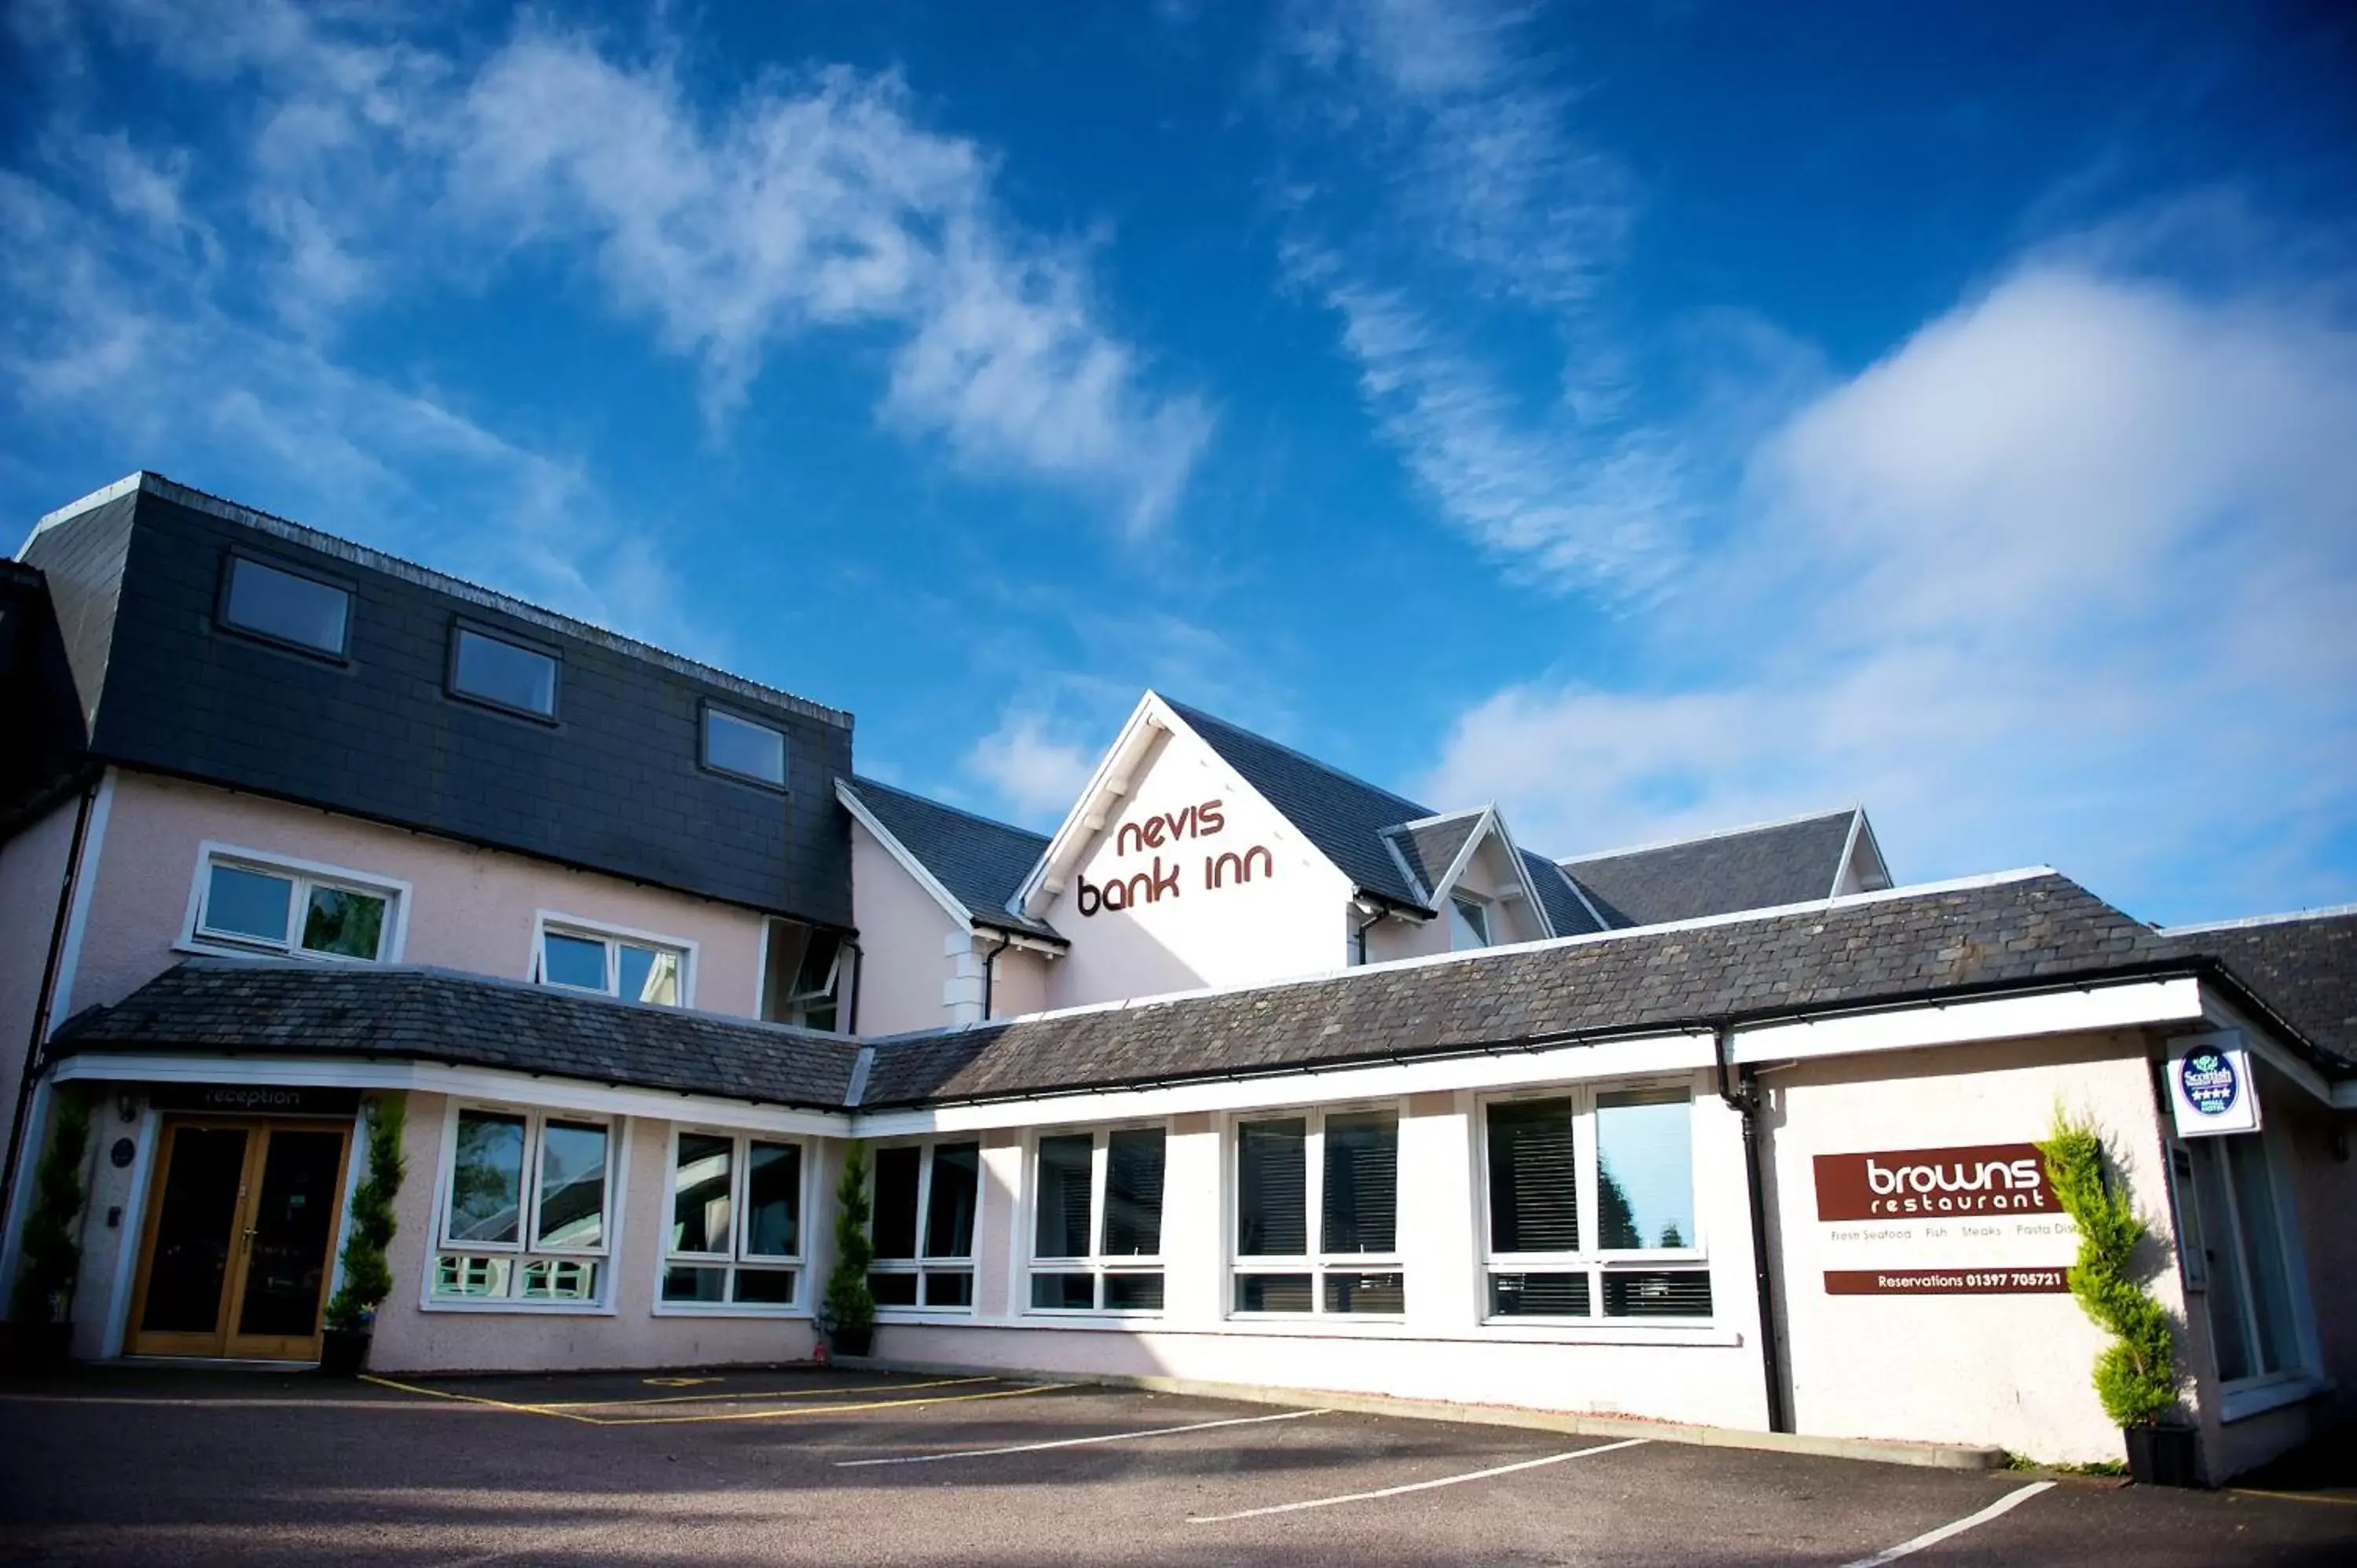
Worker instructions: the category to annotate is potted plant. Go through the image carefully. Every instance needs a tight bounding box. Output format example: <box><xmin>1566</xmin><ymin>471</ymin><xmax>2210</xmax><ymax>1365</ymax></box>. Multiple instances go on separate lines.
<box><xmin>2039</xmin><ymin>1112</ymin><xmax>2195</xmax><ymax>1486</ymax></box>
<box><xmin>321</xmin><ymin>1097</ymin><xmax>406</xmax><ymax>1376</ymax></box>
<box><xmin>821</xmin><ymin>1141</ymin><xmax>877</xmax><ymax>1359</ymax></box>
<box><xmin>7</xmin><ymin>1090</ymin><xmax>92</xmax><ymax>1369</ymax></box>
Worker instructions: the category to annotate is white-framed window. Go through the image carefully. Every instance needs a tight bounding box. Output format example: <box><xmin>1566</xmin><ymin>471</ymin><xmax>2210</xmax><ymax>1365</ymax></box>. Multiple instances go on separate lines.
<box><xmin>533</xmin><ymin>913</ymin><xmax>694</xmax><ymax>1007</ymax></box>
<box><xmin>869</xmin><ymin>1140</ymin><xmax>980</xmax><ymax>1312</ymax></box>
<box><xmin>1231</xmin><ymin>1105</ymin><xmax>1403</xmax><ymax>1317</ymax></box>
<box><xmin>2175</xmin><ymin>1130</ymin><xmax>2313</xmax><ymax>1392</ymax></box>
<box><xmin>181</xmin><ymin>843</ymin><xmax>409</xmax><ymax>963</ymax></box>
<box><xmin>702</xmin><ymin>702</ymin><xmax>789</xmax><ymax>789</ymax></box>
<box><xmin>1028</xmin><ymin>1124</ymin><xmax>1168</xmax><ymax>1313</ymax></box>
<box><xmin>658</xmin><ymin>1130</ymin><xmax>806</xmax><ymax>1313</ymax></box>
<box><xmin>431</xmin><ymin>1105</ymin><xmax>616</xmax><ymax>1307</ymax></box>
<box><xmin>1479</xmin><ymin>1083</ymin><xmax>1710</xmax><ymax>1322</ymax></box>
<box><xmin>1449</xmin><ymin>892</ymin><xmax>1492</xmax><ymax>951</ymax></box>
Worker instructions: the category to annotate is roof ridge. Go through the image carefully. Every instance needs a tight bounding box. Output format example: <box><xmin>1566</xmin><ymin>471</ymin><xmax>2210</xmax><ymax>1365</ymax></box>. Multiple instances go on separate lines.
<box><xmin>845</xmin><ymin>774</ymin><xmax>1050</xmax><ymax>844</ymax></box>
<box><xmin>1382</xmin><ymin>805</ymin><xmax>1488</xmax><ymax>833</ymax></box>
<box><xmin>1560</xmin><ymin>805</ymin><xmax>1861</xmax><ymax>865</ymax></box>
<box><xmin>1161</xmin><ymin>697</ymin><xmax>1432</xmax><ymax>818</ymax></box>
<box><xmin>26</xmin><ymin>471</ymin><xmax>853</xmax><ymax>731</ymax></box>
<box><xmin>2161</xmin><ymin>902</ymin><xmax>2357</xmax><ymax>935</ymax></box>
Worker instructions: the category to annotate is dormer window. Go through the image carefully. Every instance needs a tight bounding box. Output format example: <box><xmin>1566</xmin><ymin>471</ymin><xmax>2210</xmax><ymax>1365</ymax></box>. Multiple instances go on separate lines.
<box><xmin>1450</xmin><ymin>893</ymin><xmax>1492</xmax><ymax>951</ymax></box>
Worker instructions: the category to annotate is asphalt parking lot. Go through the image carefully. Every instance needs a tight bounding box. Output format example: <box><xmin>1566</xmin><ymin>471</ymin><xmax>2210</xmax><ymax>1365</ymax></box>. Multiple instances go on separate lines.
<box><xmin>2</xmin><ymin>1365</ymin><xmax>2352</xmax><ymax>1565</ymax></box>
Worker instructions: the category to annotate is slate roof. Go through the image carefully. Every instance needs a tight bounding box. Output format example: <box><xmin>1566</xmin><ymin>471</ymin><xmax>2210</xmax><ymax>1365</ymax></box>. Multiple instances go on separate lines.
<box><xmin>1563</xmin><ymin>810</ymin><xmax>1867</xmax><ymax>928</ymax></box>
<box><xmin>51</xmin><ymin>960</ymin><xmax>862</xmax><ymax>1109</ymax></box>
<box><xmin>840</xmin><ymin>776</ymin><xmax>1063</xmax><ymax>941</ymax></box>
<box><xmin>1380</xmin><ymin>811</ymin><xmax>1484</xmax><ymax>902</ymax></box>
<box><xmin>1520</xmin><ymin>848</ymin><xmax>1609</xmax><ymax>939</ymax></box>
<box><xmin>1164</xmin><ymin>698</ymin><xmax>1437</xmax><ymax>913</ymax></box>
<box><xmin>858</xmin><ymin>870</ymin><xmax>2220</xmax><ymax>1108</ymax></box>
<box><xmin>2166</xmin><ymin>908</ymin><xmax>2357</xmax><ymax>1072</ymax></box>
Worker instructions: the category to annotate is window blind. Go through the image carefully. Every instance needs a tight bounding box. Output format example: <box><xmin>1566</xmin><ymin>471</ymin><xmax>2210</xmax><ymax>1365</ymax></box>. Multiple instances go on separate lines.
<box><xmin>1487</xmin><ymin>1097</ymin><xmax>1578</xmax><ymax>1253</ymax></box>
<box><xmin>1237</xmin><ymin>1119</ymin><xmax>1307</xmax><ymax>1256</ymax></box>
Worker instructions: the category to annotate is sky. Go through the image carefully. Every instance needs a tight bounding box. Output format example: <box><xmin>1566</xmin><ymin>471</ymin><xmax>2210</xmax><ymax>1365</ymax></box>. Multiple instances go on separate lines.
<box><xmin>4</xmin><ymin>1</ymin><xmax>2354</xmax><ymax>926</ymax></box>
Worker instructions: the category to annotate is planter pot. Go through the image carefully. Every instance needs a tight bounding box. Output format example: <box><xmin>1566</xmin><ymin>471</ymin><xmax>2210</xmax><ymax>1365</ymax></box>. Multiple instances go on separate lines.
<box><xmin>830</xmin><ymin>1324</ymin><xmax>874</xmax><ymax>1359</ymax></box>
<box><xmin>2124</xmin><ymin>1423</ymin><xmax>2200</xmax><ymax>1488</ymax></box>
<box><xmin>318</xmin><ymin>1328</ymin><xmax>372</xmax><ymax>1378</ymax></box>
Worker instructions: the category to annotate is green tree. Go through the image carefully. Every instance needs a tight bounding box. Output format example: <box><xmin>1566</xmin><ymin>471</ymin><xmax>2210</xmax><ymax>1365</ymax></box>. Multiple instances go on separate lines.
<box><xmin>9</xmin><ymin>1090</ymin><xmax>92</xmax><ymax>1326</ymax></box>
<box><xmin>325</xmin><ymin>1097</ymin><xmax>408</xmax><ymax>1332</ymax></box>
<box><xmin>2038</xmin><ymin>1112</ymin><xmax>2179</xmax><ymax>1427</ymax></box>
<box><xmin>824</xmin><ymin>1141</ymin><xmax>876</xmax><ymax>1339</ymax></box>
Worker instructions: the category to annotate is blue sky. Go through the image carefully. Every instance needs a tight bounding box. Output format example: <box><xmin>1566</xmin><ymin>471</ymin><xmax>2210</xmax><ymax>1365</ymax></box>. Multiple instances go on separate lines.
<box><xmin>4</xmin><ymin>1</ymin><xmax>2353</xmax><ymax>925</ymax></box>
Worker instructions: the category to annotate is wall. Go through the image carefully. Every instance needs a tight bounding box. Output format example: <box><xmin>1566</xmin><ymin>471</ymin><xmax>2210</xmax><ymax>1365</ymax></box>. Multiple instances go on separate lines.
<box><xmin>1364</xmin><ymin>826</ymin><xmax>1548</xmax><ymax>965</ymax></box>
<box><xmin>988</xmin><ymin>947</ymin><xmax>1050</xmax><ymax>1018</ymax></box>
<box><xmin>1762</xmin><ymin>1031</ymin><xmax>2179</xmax><ymax>1464</ymax></box>
<box><xmin>0</xmin><ymin>796</ymin><xmax>82</xmax><ymax>1116</ymax></box>
<box><xmin>848</xmin><ymin>817</ymin><xmax>966</xmax><ymax>1035</ymax></box>
<box><xmin>1040</xmin><ymin>727</ymin><xmax>1357</xmax><ymax>1009</ymax></box>
<box><xmin>68</xmin><ymin>771</ymin><xmax>771</xmax><ymax>1020</ymax></box>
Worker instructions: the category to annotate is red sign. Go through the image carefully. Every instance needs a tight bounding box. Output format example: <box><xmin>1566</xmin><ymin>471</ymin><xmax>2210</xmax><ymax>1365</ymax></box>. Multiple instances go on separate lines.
<box><xmin>1078</xmin><ymin>797</ymin><xmax>1277</xmax><ymax>916</ymax></box>
<box><xmin>1825</xmin><ymin>1268</ymin><xmax>2069</xmax><ymax>1295</ymax></box>
<box><xmin>1812</xmin><ymin>1143</ymin><xmax>2057</xmax><ymax>1221</ymax></box>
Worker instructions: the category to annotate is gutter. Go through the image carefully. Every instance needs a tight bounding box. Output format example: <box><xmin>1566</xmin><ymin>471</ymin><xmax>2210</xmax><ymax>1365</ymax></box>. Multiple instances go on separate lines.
<box><xmin>1717</xmin><ymin>1022</ymin><xmax>1789</xmax><ymax>1435</ymax></box>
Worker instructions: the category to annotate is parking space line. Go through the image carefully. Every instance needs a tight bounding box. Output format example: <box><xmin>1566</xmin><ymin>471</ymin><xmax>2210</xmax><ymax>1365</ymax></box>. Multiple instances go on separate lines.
<box><xmin>1838</xmin><ymin>1481</ymin><xmax>2055</xmax><ymax>1567</ymax></box>
<box><xmin>837</xmin><ymin>1405</ymin><xmax>1332</xmax><ymax>1467</ymax></box>
<box><xmin>537</xmin><ymin>1376</ymin><xmax>995</xmax><ymax>1409</ymax></box>
<box><xmin>1187</xmin><ymin>1436</ymin><xmax>1651</xmax><ymax>1523</ymax></box>
<box><xmin>588</xmin><ymin>1382</ymin><xmax>1070</xmax><ymax>1427</ymax></box>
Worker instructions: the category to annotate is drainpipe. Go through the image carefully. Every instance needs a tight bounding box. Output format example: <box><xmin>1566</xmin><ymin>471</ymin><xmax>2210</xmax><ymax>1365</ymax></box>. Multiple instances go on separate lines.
<box><xmin>978</xmin><ymin>932</ymin><xmax>1013</xmax><ymax>1020</ymax></box>
<box><xmin>1717</xmin><ymin>1020</ymin><xmax>1790</xmax><ymax>1434</ymax></box>
<box><xmin>1351</xmin><ymin>903</ymin><xmax>1386</xmax><ymax>965</ymax></box>
<box><xmin>0</xmin><ymin>777</ymin><xmax>98</xmax><ymax>1254</ymax></box>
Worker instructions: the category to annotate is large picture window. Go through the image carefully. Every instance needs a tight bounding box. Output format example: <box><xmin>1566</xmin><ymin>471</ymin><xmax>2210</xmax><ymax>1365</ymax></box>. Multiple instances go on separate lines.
<box><xmin>1481</xmin><ymin>1086</ymin><xmax>1710</xmax><ymax>1322</ymax></box>
<box><xmin>870</xmin><ymin>1141</ymin><xmax>980</xmax><ymax>1311</ymax></box>
<box><xmin>660</xmin><ymin>1131</ymin><xmax>805</xmax><ymax>1310</ymax></box>
<box><xmin>432</xmin><ymin>1107</ymin><xmax>614</xmax><ymax>1306</ymax></box>
<box><xmin>1028</xmin><ymin>1126</ymin><xmax>1167</xmax><ymax>1313</ymax></box>
<box><xmin>2179</xmin><ymin>1133</ymin><xmax>2310</xmax><ymax>1390</ymax></box>
<box><xmin>1232</xmin><ymin>1108</ymin><xmax>1402</xmax><ymax>1316</ymax></box>
<box><xmin>185</xmin><ymin>846</ymin><xmax>403</xmax><ymax>963</ymax></box>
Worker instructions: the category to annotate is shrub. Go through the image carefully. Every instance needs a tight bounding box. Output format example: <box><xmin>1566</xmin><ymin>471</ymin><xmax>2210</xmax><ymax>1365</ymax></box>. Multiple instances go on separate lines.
<box><xmin>324</xmin><ymin>1097</ymin><xmax>408</xmax><ymax>1333</ymax></box>
<box><xmin>9</xmin><ymin>1090</ymin><xmax>93</xmax><ymax>1326</ymax></box>
<box><xmin>2038</xmin><ymin>1112</ymin><xmax>2178</xmax><ymax>1427</ymax></box>
<box><xmin>823</xmin><ymin>1141</ymin><xmax>876</xmax><ymax>1337</ymax></box>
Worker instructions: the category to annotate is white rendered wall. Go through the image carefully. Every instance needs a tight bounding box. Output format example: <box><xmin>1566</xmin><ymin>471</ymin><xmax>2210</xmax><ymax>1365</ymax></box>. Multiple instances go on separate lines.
<box><xmin>1039</xmin><ymin>727</ymin><xmax>1358</xmax><ymax>1008</ymax></box>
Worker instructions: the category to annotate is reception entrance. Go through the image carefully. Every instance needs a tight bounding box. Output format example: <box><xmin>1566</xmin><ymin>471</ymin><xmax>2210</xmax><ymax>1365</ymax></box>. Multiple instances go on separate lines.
<box><xmin>126</xmin><ymin>1118</ymin><xmax>353</xmax><ymax>1361</ymax></box>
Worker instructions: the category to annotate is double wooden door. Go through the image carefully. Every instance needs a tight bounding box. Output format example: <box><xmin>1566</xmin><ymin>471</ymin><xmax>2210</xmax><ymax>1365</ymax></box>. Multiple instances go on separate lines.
<box><xmin>126</xmin><ymin>1118</ymin><xmax>353</xmax><ymax>1361</ymax></box>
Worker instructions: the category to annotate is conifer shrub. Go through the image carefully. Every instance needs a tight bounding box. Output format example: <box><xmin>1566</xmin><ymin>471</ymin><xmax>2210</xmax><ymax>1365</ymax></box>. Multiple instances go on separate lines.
<box><xmin>823</xmin><ymin>1141</ymin><xmax>876</xmax><ymax>1343</ymax></box>
<box><xmin>325</xmin><ymin>1097</ymin><xmax>408</xmax><ymax>1333</ymax></box>
<box><xmin>2038</xmin><ymin>1112</ymin><xmax>2179</xmax><ymax>1427</ymax></box>
<box><xmin>9</xmin><ymin>1090</ymin><xmax>93</xmax><ymax>1328</ymax></box>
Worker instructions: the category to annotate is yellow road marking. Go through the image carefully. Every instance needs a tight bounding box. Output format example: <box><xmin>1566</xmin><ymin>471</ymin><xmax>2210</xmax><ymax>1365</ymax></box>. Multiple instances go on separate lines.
<box><xmin>592</xmin><ymin>1382</ymin><xmax>1069</xmax><ymax>1428</ymax></box>
<box><xmin>643</xmin><ymin>1376</ymin><xmax>718</xmax><ymax>1387</ymax></box>
<box><xmin>539</xmin><ymin>1376</ymin><xmax>995</xmax><ymax>1409</ymax></box>
<box><xmin>358</xmin><ymin>1375</ymin><xmax>604</xmax><ymax>1424</ymax></box>
<box><xmin>2230</xmin><ymin>1488</ymin><xmax>2357</xmax><ymax>1508</ymax></box>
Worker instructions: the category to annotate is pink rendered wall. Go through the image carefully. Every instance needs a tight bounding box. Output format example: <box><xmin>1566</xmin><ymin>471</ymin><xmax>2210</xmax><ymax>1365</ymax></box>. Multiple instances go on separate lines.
<box><xmin>849</xmin><ymin>817</ymin><xmax>962</xmax><ymax>1035</ymax></box>
<box><xmin>0</xmin><ymin>797</ymin><xmax>81</xmax><ymax>1102</ymax></box>
<box><xmin>64</xmin><ymin>771</ymin><xmax>770</xmax><ymax>1020</ymax></box>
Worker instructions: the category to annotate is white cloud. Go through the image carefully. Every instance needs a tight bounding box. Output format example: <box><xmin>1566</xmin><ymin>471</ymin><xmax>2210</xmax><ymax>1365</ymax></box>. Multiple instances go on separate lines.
<box><xmin>1423</xmin><ymin>258</ymin><xmax>2357</xmax><ymax>921</ymax></box>
<box><xmin>964</xmin><ymin>712</ymin><xmax>1100</xmax><ymax>822</ymax></box>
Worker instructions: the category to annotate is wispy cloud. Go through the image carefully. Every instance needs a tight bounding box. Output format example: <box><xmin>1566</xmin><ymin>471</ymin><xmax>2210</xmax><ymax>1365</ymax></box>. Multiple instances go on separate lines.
<box><xmin>1423</xmin><ymin>246</ymin><xmax>2357</xmax><ymax>921</ymax></box>
<box><xmin>963</xmin><ymin>711</ymin><xmax>1101</xmax><ymax>823</ymax></box>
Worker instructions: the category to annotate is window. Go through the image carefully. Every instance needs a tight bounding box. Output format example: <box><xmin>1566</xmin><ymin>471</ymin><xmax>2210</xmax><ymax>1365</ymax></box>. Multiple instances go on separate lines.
<box><xmin>1028</xmin><ymin>1126</ymin><xmax>1167</xmax><ymax>1313</ymax></box>
<box><xmin>187</xmin><ymin>848</ymin><xmax>401</xmax><ymax>962</ymax></box>
<box><xmin>703</xmin><ymin>704</ymin><xmax>788</xmax><ymax>789</ymax></box>
<box><xmin>2180</xmin><ymin>1134</ymin><xmax>2308</xmax><ymax>1387</ymax></box>
<box><xmin>432</xmin><ymin>1108</ymin><xmax>614</xmax><ymax>1306</ymax></box>
<box><xmin>450</xmin><ymin>625</ymin><xmax>558</xmax><ymax>718</ymax></box>
<box><xmin>1449</xmin><ymin>894</ymin><xmax>1492</xmax><ymax>951</ymax></box>
<box><xmin>660</xmin><ymin>1132</ymin><xmax>805</xmax><ymax>1310</ymax></box>
<box><xmin>870</xmin><ymin>1141</ymin><xmax>979</xmax><ymax>1310</ymax></box>
<box><xmin>1481</xmin><ymin>1086</ymin><xmax>1710</xmax><ymax>1322</ymax></box>
<box><xmin>534</xmin><ymin>918</ymin><xmax>689</xmax><ymax>1006</ymax></box>
<box><xmin>219</xmin><ymin>555</ymin><xmax>350</xmax><ymax>657</ymax></box>
<box><xmin>761</xmin><ymin>920</ymin><xmax>844</xmax><ymax>1031</ymax></box>
<box><xmin>1232</xmin><ymin>1108</ymin><xmax>1402</xmax><ymax>1316</ymax></box>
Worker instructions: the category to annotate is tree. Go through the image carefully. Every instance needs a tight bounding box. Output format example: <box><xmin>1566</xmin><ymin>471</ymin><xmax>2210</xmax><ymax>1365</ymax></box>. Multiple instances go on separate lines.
<box><xmin>2038</xmin><ymin>1111</ymin><xmax>2178</xmax><ymax>1427</ymax></box>
<box><xmin>823</xmin><ymin>1141</ymin><xmax>876</xmax><ymax>1341</ymax></box>
<box><xmin>9</xmin><ymin>1090</ymin><xmax>92</xmax><ymax>1327</ymax></box>
<box><xmin>325</xmin><ymin>1097</ymin><xmax>408</xmax><ymax>1332</ymax></box>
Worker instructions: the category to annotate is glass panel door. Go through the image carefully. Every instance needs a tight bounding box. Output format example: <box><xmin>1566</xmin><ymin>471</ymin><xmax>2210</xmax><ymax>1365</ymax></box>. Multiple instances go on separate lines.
<box><xmin>129</xmin><ymin>1125</ymin><xmax>253</xmax><ymax>1354</ymax></box>
<box><xmin>225</xmin><ymin>1128</ymin><xmax>350</xmax><ymax>1358</ymax></box>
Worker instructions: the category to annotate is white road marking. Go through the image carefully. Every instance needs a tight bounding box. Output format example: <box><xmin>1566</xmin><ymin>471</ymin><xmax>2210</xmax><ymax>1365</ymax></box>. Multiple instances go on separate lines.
<box><xmin>1839</xmin><ymin>1480</ymin><xmax>2056</xmax><ymax>1567</ymax></box>
<box><xmin>837</xmin><ymin>1406</ymin><xmax>1332</xmax><ymax>1466</ymax></box>
<box><xmin>1187</xmin><ymin>1436</ymin><xmax>1651</xmax><ymax>1523</ymax></box>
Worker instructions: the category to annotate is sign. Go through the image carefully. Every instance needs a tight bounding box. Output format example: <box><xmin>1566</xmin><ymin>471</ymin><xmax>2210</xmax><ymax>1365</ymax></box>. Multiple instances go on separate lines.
<box><xmin>1076</xmin><ymin>797</ymin><xmax>1279</xmax><ymax>917</ymax></box>
<box><xmin>145</xmin><ymin>1083</ymin><xmax>361</xmax><ymax>1117</ymax></box>
<box><xmin>1813</xmin><ymin>1143</ymin><xmax>2058</xmax><ymax>1221</ymax></box>
<box><xmin>1824</xmin><ymin>1268</ymin><xmax>2069</xmax><ymax>1295</ymax></box>
<box><xmin>2166</xmin><ymin>1032</ymin><xmax>2261</xmax><ymax>1138</ymax></box>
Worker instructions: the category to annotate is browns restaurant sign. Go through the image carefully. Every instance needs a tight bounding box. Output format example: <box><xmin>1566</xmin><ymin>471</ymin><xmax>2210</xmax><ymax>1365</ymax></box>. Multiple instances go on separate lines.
<box><xmin>1813</xmin><ymin>1143</ymin><xmax>2058</xmax><ymax>1221</ymax></box>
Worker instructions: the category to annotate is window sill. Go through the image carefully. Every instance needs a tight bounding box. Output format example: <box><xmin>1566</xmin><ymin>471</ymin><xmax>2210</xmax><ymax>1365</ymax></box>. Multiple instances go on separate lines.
<box><xmin>873</xmin><ymin>1310</ymin><xmax>979</xmax><ymax>1325</ymax></box>
<box><xmin>651</xmin><ymin>1302</ymin><xmax>810</xmax><ymax>1320</ymax></box>
<box><xmin>174</xmin><ymin>940</ymin><xmax>384</xmax><ymax>966</ymax></box>
<box><xmin>866</xmin><ymin>1315</ymin><xmax>1743</xmax><ymax>1347</ymax></box>
<box><xmin>420</xmin><ymin>1298</ymin><xmax>616</xmax><ymax>1316</ymax></box>
<box><xmin>2220</xmin><ymin>1373</ymin><xmax>2333</xmax><ymax>1423</ymax></box>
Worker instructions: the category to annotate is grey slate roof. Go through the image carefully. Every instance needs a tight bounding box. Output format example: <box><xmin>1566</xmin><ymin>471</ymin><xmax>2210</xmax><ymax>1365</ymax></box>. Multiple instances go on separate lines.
<box><xmin>1164</xmin><ymin>698</ymin><xmax>1437</xmax><ymax>913</ymax></box>
<box><xmin>1563</xmin><ymin>810</ymin><xmax>1865</xmax><ymax>928</ymax></box>
<box><xmin>2167</xmin><ymin>909</ymin><xmax>2357</xmax><ymax>1072</ymax></box>
<box><xmin>1380</xmin><ymin>811</ymin><xmax>1483</xmax><ymax>901</ymax></box>
<box><xmin>859</xmin><ymin>871</ymin><xmax>2212</xmax><ymax>1108</ymax></box>
<box><xmin>1520</xmin><ymin>848</ymin><xmax>1609</xmax><ymax>938</ymax></box>
<box><xmin>840</xmin><ymin>776</ymin><xmax>1063</xmax><ymax>941</ymax></box>
<box><xmin>52</xmin><ymin>959</ymin><xmax>861</xmax><ymax>1109</ymax></box>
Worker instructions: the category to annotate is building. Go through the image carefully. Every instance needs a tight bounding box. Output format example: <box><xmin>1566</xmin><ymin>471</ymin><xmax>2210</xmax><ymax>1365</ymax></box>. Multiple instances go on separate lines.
<box><xmin>3</xmin><ymin>474</ymin><xmax>2351</xmax><ymax>1486</ymax></box>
